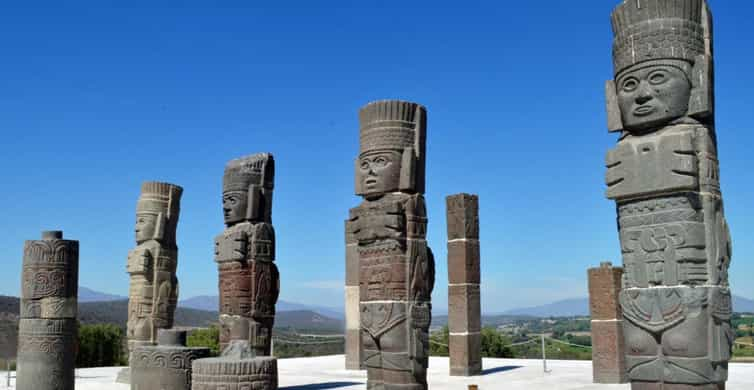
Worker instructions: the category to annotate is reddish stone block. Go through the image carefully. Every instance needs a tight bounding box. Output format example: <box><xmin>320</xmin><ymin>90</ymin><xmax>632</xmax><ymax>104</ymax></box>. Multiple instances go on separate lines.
<box><xmin>446</xmin><ymin>194</ymin><xmax>479</xmax><ymax>240</ymax></box>
<box><xmin>592</xmin><ymin>320</ymin><xmax>627</xmax><ymax>384</ymax></box>
<box><xmin>447</xmin><ymin>241</ymin><xmax>480</xmax><ymax>284</ymax></box>
<box><xmin>449</xmin><ymin>333</ymin><xmax>482</xmax><ymax>376</ymax></box>
<box><xmin>448</xmin><ymin>284</ymin><xmax>481</xmax><ymax>334</ymax></box>
<box><xmin>588</xmin><ymin>262</ymin><xmax>623</xmax><ymax>320</ymax></box>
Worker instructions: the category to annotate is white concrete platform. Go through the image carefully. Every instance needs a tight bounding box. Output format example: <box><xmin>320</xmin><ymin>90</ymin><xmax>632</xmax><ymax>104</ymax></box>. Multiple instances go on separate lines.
<box><xmin>1</xmin><ymin>355</ymin><xmax>752</xmax><ymax>389</ymax></box>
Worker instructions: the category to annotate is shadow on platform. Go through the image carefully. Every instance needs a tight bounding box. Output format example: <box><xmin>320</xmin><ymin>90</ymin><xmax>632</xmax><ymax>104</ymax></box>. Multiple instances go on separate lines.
<box><xmin>281</xmin><ymin>382</ymin><xmax>362</xmax><ymax>390</ymax></box>
<box><xmin>482</xmin><ymin>365</ymin><xmax>523</xmax><ymax>375</ymax></box>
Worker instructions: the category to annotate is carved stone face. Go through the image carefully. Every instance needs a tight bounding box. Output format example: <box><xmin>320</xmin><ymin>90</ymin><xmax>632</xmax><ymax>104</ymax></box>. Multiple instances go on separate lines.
<box><xmin>223</xmin><ymin>191</ymin><xmax>248</xmax><ymax>225</ymax></box>
<box><xmin>617</xmin><ymin>62</ymin><xmax>692</xmax><ymax>132</ymax></box>
<box><xmin>358</xmin><ymin>150</ymin><xmax>402</xmax><ymax>197</ymax></box>
<box><xmin>135</xmin><ymin>213</ymin><xmax>158</xmax><ymax>243</ymax></box>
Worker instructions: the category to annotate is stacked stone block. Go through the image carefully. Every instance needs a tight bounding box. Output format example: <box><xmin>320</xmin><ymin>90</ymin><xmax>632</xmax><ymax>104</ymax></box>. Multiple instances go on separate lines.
<box><xmin>588</xmin><ymin>262</ymin><xmax>627</xmax><ymax>384</ymax></box>
<box><xmin>17</xmin><ymin>230</ymin><xmax>78</xmax><ymax>390</ymax></box>
<box><xmin>446</xmin><ymin>193</ymin><xmax>482</xmax><ymax>376</ymax></box>
<box><xmin>344</xmin><ymin>220</ymin><xmax>363</xmax><ymax>370</ymax></box>
<box><xmin>131</xmin><ymin>330</ymin><xmax>210</xmax><ymax>390</ymax></box>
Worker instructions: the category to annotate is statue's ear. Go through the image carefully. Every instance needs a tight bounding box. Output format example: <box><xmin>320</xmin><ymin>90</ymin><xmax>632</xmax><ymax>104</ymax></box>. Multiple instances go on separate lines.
<box><xmin>153</xmin><ymin>212</ymin><xmax>165</xmax><ymax>241</ymax></box>
<box><xmin>354</xmin><ymin>158</ymin><xmax>366</xmax><ymax>196</ymax></box>
<box><xmin>246</xmin><ymin>184</ymin><xmax>261</xmax><ymax>221</ymax></box>
<box><xmin>606</xmin><ymin>80</ymin><xmax>623</xmax><ymax>132</ymax></box>
<box><xmin>688</xmin><ymin>54</ymin><xmax>713</xmax><ymax>119</ymax></box>
<box><xmin>399</xmin><ymin>147</ymin><xmax>416</xmax><ymax>192</ymax></box>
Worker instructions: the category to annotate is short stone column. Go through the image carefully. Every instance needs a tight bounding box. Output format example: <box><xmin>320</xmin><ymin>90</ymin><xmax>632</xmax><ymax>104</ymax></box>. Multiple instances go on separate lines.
<box><xmin>446</xmin><ymin>194</ymin><xmax>482</xmax><ymax>376</ymax></box>
<box><xmin>131</xmin><ymin>329</ymin><xmax>210</xmax><ymax>390</ymax></box>
<box><xmin>17</xmin><ymin>231</ymin><xmax>78</xmax><ymax>390</ymax></box>
<box><xmin>344</xmin><ymin>220</ymin><xmax>362</xmax><ymax>370</ymax></box>
<box><xmin>588</xmin><ymin>262</ymin><xmax>627</xmax><ymax>384</ymax></box>
<box><xmin>192</xmin><ymin>355</ymin><xmax>278</xmax><ymax>390</ymax></box>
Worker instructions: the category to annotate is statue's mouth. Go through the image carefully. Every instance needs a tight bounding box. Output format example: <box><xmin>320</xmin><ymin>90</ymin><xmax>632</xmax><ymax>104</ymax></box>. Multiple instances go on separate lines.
<box><xmin>634</xmin><ymin>105</ymin><xmax>655</xmax><ymax>116</ymax></box>
<box><xmin>365</xmin><ymin>178</ymin><xmax>378</xmax><ymax>187</ymax></box>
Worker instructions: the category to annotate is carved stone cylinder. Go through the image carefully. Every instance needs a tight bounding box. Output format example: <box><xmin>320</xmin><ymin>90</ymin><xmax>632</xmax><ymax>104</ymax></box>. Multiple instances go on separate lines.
<box><xmin>446</xmin><ymin>193</ymin><xmax>482</xmax><ymax>376</ymax></box>
<box><xmin>131</xmin><ymin>330</ymin><xmax>210</xmax><ymax>390</ymax></box>
<box><xmin>17</xmin><ymin>231</ymin><xmax>78</xmax><ymax>390</ymax></box>
<box><xmin>191</xmin><ymin>357</ymin><xmax>278</xmax><ymax>390</ymax></box>
<box><xmin>588</xmin><ymin>262</ymin><xmax>627</xmax><ymax>383</ymax></box>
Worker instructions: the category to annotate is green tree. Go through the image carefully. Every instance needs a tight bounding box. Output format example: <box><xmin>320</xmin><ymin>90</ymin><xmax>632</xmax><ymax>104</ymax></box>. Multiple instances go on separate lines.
<box><xmin>429</xmin><ymin>326</ymin><xmax>449</xmax><ymax>356</ymax></box>
<box><xmin>187</xmin><ymin>326</ymin><xmax>221</xmax><ymax>357</ymax></box>
<box><xmin>480</xmin><ymin>327</ymin><xmax>514</xmax><ymax>358</ymax></box>
<box><xmin>76</xmin><ymin>323</ymin><xmax>126</xmax><ymax>368</ymax></box>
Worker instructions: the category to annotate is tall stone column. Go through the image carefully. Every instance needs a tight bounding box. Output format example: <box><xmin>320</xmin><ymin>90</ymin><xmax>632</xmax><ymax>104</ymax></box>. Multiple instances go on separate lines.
<box><xmin>446</xmin><ymin>193</ymin><xmax>482</xmax><ymax>376</ymax></box>
<box><xmin>192</xmin><ymin>153</ymin><xmax>279</xmax><ymax>390</ymax></box>
<box><xmin>349</xmin><ymin>100</ymin><xmax>435</xmax><ymax>390</ymax></box>
<box><xmin>588</xmin><ymin>262</ymin><xmax>627</xmax><ymax>384</ymax></box>
<box><xmin>17</xmin><ymin>231</ymin><xmax>78</xmax><ymax>390</ymax></box>
<box><xmin>604</xmin><ymin>1</ymin><xmax>733</xmax><ymax>389</ymax></box>
<box><xmin>344</xmin><ymin>220</ymin><xmax>363</xmax><ymax>370</ymax></box>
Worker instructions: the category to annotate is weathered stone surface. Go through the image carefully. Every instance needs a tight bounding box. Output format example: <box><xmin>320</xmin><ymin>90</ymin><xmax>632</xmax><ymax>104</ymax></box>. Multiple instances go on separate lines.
<box><xmin>131</xmin><ymin>330</ymin><xmax>210</xmax><ymax>390</ymax></box>
<box><xmin>344</xmin><ymin>219</ymin><xmax>362</xmax><ymax>370</ymax></box>
<box><xmin>604</xmin><ymin>1</ymin><xmax>732</xmax><ymax>389</ymax></box>
<box><xmin>447</xmin><ymin>240</ymin><xmax>480</xmax><ymax>285</ymax></box>
<box><xmin>127</xmin><ymin>182</ymin><xmax>183</xmax><ymax>352</ymax></box>
<box><xmin>448</xmin><ymin>284</ymin><xmax>481</xmax><ymax>335</ymax></box>
<box><xmin>449</xmin><ymin>333</ymin><xmax>482</xmax><ymax>377</ymax></box>
<box><xmin>591</xmin><ymin>320</ymin><xmax>627</xmax><ymax>384</ymax></box>
<box><xmin>215</xmin><ymin>154</ymin><xmax>279</xmax><ymax>356</ymax></box>
<box><xmin>588</xmin><ymin>262</ymin><xmax>627</xmax><ymax>384</ymax></box>
<box><xmin>446</xmin><ymin>193</ymin><xmax>482</xmax><ymax>377</ymax></box>
<box><xmin>17</xmin><ymin>230</ymin><xmax>78</xmax><ymax>390</ymax></box>
<box><xmin>191</xmin><ymin>357</ymin><xmax>278</xmax><ymax>390</ymax></box>
<box><xmin>350</xmin><ymin>100</ymin><xmax>434</xmax><ymax>389</ymax></box>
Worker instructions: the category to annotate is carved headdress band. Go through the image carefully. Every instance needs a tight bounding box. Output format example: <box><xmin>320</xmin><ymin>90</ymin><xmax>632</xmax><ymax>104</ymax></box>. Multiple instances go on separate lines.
<box><xmin>359</xmin><ymin>100</ymin><xmax>426</xmax><ymax>158</ymax></box>
<box><xmin>222</xmin><ymin>153</ymin><xmax>275</xmax><ymax>193</ymax></box>
<box><xmin>611</xmin><ymin>0</ymin><xmax>710</xmax><ymax>76</ymax></box>
<box><xmin>136</xmin><ymin>181</ymin><xmax>183</xmax><ymax>219</ymax></box>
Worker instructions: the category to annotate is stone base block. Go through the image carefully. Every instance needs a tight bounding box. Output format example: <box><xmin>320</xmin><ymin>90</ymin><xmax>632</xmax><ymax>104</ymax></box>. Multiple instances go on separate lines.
<box><xmin>631</xmin><ymin>382</ymin><xmax>725</xmax><ymax>390</ymax></box>
<box><xmin>449</xmin><ymin>333</ymin><xmax>482</xmax><ymax>376</ymax></box>
<box><xmin>192</xmin><ymin>357</ymin><xmax>278</xmax><ymax>390</ymax></box>
<box><xmin>345</xmin><ymin>328</ymin><xmax>363</xmax><ymax>370</ymax></box>
<box><xmin>591</xmin><ymin>320</ymin><xmax>627</xmax><ymax>384</ymax></box>
<box><xmin>131</xmin><ymin>345</ymin><xmax>211</xmax><ymax>390</ymax></box>
<box><xmin>448</xmin><ymin>285</ymin><xmax>481</xmax><ymax>334</ymax></box>
<box><xmin>116</xmin><ymin>367</ymin><xmax>130</xmax><ymax>384</ymax></box>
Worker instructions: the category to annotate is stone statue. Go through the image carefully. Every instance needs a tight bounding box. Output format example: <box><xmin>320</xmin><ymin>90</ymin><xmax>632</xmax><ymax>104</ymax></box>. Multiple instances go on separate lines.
<box><xmin>348</xmin><ymin>100</ymin><xmax>435</xmax><ymax>390</ymax></box>
<box><xmin>127</xmin><ymin>181</ymin><xmax>183</xmax><ymax>352</ymax></box>
<box><xmin>604</xmin><ymin>1</ymin><xmax>733</xmax><ymax>389</ymax></box>
<box><xmin>214</xmin><ymin>153</ymin><xmax>279</xmax><ymax>356</ymax></box>
<box><xmin>17</xmin><ymin>231</ymin><xmax>78</xmax><ymax>390</ymax></box>
<box><xmin>191</xmin><ymin>153</ymin><xmax>279</xmax><ymax>390</ymax></box>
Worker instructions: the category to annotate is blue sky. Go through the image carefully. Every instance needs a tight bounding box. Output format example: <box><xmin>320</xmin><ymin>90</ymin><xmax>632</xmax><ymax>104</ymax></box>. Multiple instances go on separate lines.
<box><xmin>1</xmin><ymin>1</ymin><xmax>751</xmax><ymax>313</ymax></box>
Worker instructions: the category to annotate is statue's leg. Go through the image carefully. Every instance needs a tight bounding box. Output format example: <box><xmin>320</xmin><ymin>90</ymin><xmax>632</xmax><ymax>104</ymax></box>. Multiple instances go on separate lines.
<box><xmin>364</xmin><ymin>331</ymin><xmax>383</xmax><ymax>390</ymax></box>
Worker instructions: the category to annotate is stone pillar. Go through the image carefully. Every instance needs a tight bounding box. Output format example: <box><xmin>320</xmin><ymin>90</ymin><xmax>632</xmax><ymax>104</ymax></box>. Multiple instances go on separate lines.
<box><xmin>604</xmin><ymin>1</ymin><xmax>733</xmax><ymax>389</ymax></box>
<box><xmin>192</xmin><ymin>153</ymin><xmax>279</xmax><ymax>390</ymax></box>
<box><xmin>344</xmin><ymin>220</ymin><xmax>363</xmax><ymax>370</ymax></box>
<box><xmin>131</xmin><ymin>330</ymin><xmax>210</xmax><ymax>390</ymax></box>
<box><xmin>588</xmin><ymin>262</ymin><xmax>627</xmax><ymax>384</ymax></box>
<box><xmin>349</xmin><ymin>100</ymin><xmax>435</xmax><ymax>390</ymax></box>
<box><xmin>17</xmin><ymin>231</ymin><xmax>78</xmax><ymax>390</ymax></box>
<box><xmin>446</xmin><ymin>193</ymin><xmax>482</xmax><ymax>376</ymax></box>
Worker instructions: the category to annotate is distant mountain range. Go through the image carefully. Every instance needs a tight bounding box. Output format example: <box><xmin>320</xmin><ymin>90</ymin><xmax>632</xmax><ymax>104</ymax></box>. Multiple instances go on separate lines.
<box><xmin>502</xmin><ymin>295</ymin><xmax>754</xmax><ymax>317</ymax></box>
<box><xmin>74</xmin><ymin>288</ymin><xmax>344</xmax><ymax>320</ymax></box>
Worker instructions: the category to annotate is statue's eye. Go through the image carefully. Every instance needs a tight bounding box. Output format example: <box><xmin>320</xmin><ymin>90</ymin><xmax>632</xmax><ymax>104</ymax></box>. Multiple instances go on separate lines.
<box><xmin>374</xmin><ymin>156</ymin><xmax>388</xmax><ymax>167</ymax></box>
<box><xmin>648</xmin><ymin>71</ymin><xmax>667</xmax><ymax>85</ymax></box>
<box><xmin>360</xmin><ymin>161</ymin><xmax>370</xmax><ymax>170</ymax></box>
<box><xmin>622</xmin><ymin>77</ymin><xmax>639</xmax><ymax>92</ymax></box>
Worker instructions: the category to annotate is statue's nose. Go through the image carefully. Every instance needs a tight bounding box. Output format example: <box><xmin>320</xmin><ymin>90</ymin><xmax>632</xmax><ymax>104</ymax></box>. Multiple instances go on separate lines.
<box><xmin>635</xmin><ymin>83</ymin><xmax>653</xmax><ymax>105</ymax></box>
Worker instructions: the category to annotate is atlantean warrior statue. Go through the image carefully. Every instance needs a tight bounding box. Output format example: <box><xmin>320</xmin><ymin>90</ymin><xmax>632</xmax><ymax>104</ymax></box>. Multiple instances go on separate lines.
<box><xmin>127</xmin><ymin>182</ymin><xmax>183</xmax><ymax>353</ymax></box>
<box><xmin>605</xmin><ymin>1</ymin><xmax>733</xmax><ymax>389</ymax></box>
<box><xmin>17</xmin><ymin>231</ymin><xmax>78</xmax><ymax>390</ymax></box>
<box><xmin>191</xmin><ymin>153</ymin><xmax>279</xmax><ymax>390</ymax></box>
<box><xmin>215</xmin><ymin>153</ymin><xmax>279</xmax><ymax>356</ymax></box>
<box><xmin>349</xmin><ymin>100</ymin><xmax>435</xmax><ymax>390</ymax></box>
